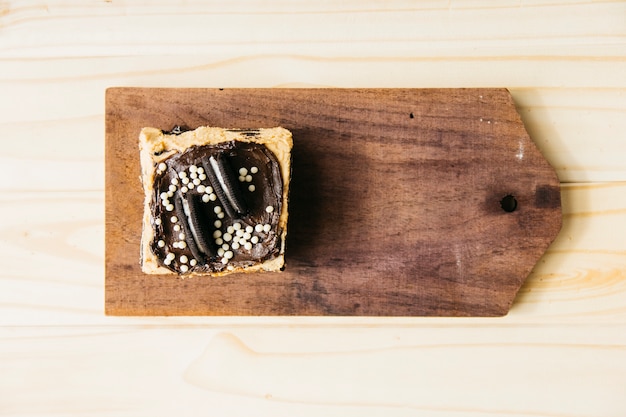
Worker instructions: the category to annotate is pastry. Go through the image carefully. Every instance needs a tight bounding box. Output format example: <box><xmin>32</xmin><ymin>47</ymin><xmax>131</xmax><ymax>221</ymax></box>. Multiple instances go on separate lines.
<box><xmin>139</xmin><ymin>125</ymin><xmax>292</xmax><ymax>276</ymax></box>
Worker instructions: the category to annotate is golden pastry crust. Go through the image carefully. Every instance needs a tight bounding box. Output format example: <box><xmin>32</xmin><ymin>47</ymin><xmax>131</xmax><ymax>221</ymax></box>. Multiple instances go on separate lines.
<box><xmin>139</xmin><ymin>126</ymin><xmax>292</xmax><ymax>276</ymax></box>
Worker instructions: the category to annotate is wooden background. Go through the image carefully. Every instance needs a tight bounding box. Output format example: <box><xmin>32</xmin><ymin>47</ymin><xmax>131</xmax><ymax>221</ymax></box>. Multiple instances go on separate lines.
<box><xmin>1</xmin><ymin>1</ymin><xmax>625</xmax><ymax>416</ymax></box>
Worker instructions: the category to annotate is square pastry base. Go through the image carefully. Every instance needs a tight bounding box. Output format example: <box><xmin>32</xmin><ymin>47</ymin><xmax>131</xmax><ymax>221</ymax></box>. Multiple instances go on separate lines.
<box><xmin>105</xmin><ymin>88</ymin><xmax>561</xmax><ymax>316</ymax></box>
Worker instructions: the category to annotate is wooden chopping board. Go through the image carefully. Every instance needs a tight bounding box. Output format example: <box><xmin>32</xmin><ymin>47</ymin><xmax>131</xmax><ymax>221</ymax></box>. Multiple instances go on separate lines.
<box><xmin>105</xmin><ymin>88</ymin><xmax>561</xmax><ymax>317</ymax></box>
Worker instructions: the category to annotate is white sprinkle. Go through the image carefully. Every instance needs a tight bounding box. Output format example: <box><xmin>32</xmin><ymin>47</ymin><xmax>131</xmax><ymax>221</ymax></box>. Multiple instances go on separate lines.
<box><xmin>214</xmin><ymin>206</ymin><xmax>222</xmax><ymax>214</ymax></box>
<box><xmin>197</xmin><ymin>185</ymin><xmax>206</xmax><ymax>193</ymax></box>
<box><xmin>166</xmin><ymin>204</ymin><xmax>174</xmax><ymax>211</ymax></box>
<box><xmin>166</xmin><ymin>253</ymin><xmax>176</xmax><ymax>260</ymax></box>
<box><xmin>157</xmin><ymin>240</ymin><xmax>165</xmax><ymax>248</ymax></box>
<box><xmin>162</xmin><ymin>198</ymin><xmax>170</xmax><ymax>206</ymax></box>
<box><xmin>181</xmin><ymin>177</ymin><xmax>190</xmax><ymax>185</ymax></box>
<box><xmin>239</xmin><ymin>167</ymin><xmax>248</xmax><ymax>176</ymax></box>
<box><xmin>222</xmin><ymin>243</ymin><xmax>230</xmax><ymax>250</ymax></box>
<box><xmin>170</xmin><ymin>216</ymin><xmax>178</xmax><ymax>223</ymax></box>
<box><xmin>221</xmin><ymin>257</ymin><xmax>229</xmax><ymax>264</ymax></box>
<box><xmin>173</xmin><ymin>224</ymin><xmax>181</xmax><ymax>231</ymax></box>
<box><xmin>154</xmin><ymin>218</ymin><xmax>162</xmax><ymax>225</ymax></box>
<box><xmin>227</xmin><ymin>265</ymin><xmax>234</xmax><ymax>271</ymax></box>
<box><xmin>215</xmin><ymin>238</ymin><xmax>223</xmax><ymax>245</ymax></box>
<box><xmin>179</xmin><ymin>171</ymin><xmax>187</xmax><ymax>178</ymax></box>
<box><xmin>251</xmin><ymin>236</ymin><xmax>259</xmax><ymax>244</ymax></box>
<box><xmin>202</xmin><ymin>194</ymin><xmax>210</xmax><ymax>203</ymax></box>
<box><xmin>245</xmin><ymin>175</ymin><xmax>252</xmax><ymax>182</ymax></box>
<box><xmin>169</xmin><ymin>184</ymin><xmax>177</xmax><ymax>192</ymax></box>
<box><xmin>197</xmin><ymin>167</ymin><xmax>204</xmax><ymax>174</ymax></box>
<box><xmin>190</xmin><ymin>172</ymin><xmax>198</xmax><ymax>180</ymax></box>
<box><xmin>224</xmin><ymin>251</ymin><xmax>234</xmax><ymax>260</ymax></box>
<box><xmin>210</xmin><ymin>194</ymin><xmax>218</xmax><ymax>202</ymax></box>
<box><xmin>233</xmin><ymin>222</ymin><xmax>242</xmax><ymax>231</ymax></box>
<box><xmin>265</xmin><ymin>205</ymin><xmax>274</xmax><ymax>213</ymax></box>
<box><xmin>238</xmin><ymin>176</ymin><xmax>246</xmax><ymax>182</ymax></box>
<box><xmin>213</xmin><ymin>230</ymin><xmax>222</xmax><ymax>238</ymax></box>
<box><xmin>263</xmin><ymin>224</ymin><xmax>271</xmax><ymax>233</ymax></box>
<box><xmin>227</xmin><ymin>226</ymin><xmax>235</xmax><ymax>234</ymax></box>
<box><xmin>172</xmin><ymin>242</ymin><xmax>179</xmax><ymax>249</ymax></box>
<box><xmin>171</xmin><ymin>177</ymin><xmax>179</xmax><ymax>185</ymax></box>
<box><xmin>179</xmin><ymin>241</ymin><xmax>187</xmax><ymax>249</ymax></box>
<box><xmin>179</xmin><ymin>233</ymin><xmax>185</xmax><ymax>240</ymax></box>
<box><xmin>248</xmin><ymin>185</ymin><xmax>255</xmax><ymax>192</ymax></box>
<box><xmin>223</xmin><ymin>233</ymin><xmax>232</xmax><ymax>242</ymax></box>
<box><xmin>233</xmin><ymin>235</ymin><xmax>241</xmax><ymax>244</ymax></box>
<box><xmin>193</xmin><ymin>178</ymin><xmax>201</xmax><ymax>186</ymax></box>
<box><xmin>250</xmin><ymin>166</ymin><xmax>258</xmax><ymax>174</ymax></box>
<box><xmin>167</xmin><ymin>191</ymin><xmax>174</xmax><ymax>198</ymax></box>
<box><xmin>180</xmin><ymin>264</ymin><xmax>189</xmax><ymax>273</ymax></box>
<box><xmin>217</xmin><ymin>212</ymin><xmax>224</xmax><ymax>219</ymax></box>
<box><xmin>190</xmin><ymin>259</ymin><xmax>197</xmax><ymax>266</ymax></box>
<box><xmin>231</xmin><ymin>242</ymin><xmax>240</xmax><ymax>250</ymax></box>
<box><xmin>214</xmin><ymin>220</ymin><xmax>222</xmax><ymax>228</ymax></box>
<box><xmin>217</xmin><ymin>248</ymin><xmax>225</xmax><ymax>257</ymax></box>
<box><xmin>158</xmin><ymin>162</ymin><xmax>167</xmax><ymax>171</ymax></box>
<box><xmin>206</xmin><ymin>186</ymin><xmax>213</xmax><ymax>193</ymax></box>
<box><xmin>244</xmin><ymin>242</ymin><xmax>252</xmax><ymax>250</ymax></box>
<box><xmin>236</xmin><ymin>229</ymin><xmax>244</xmax><ymax>237</ymax></box>
<box><xmin>188</xmin><ymin>182</ymin><xmax>195</xmax><ymax>189</ymax></box>
<box><xmin>189</xmin><ymin>165</ymin><xmax>198</xmax><ymax>173</ymax></box>
<box><xmin>199</xmin><ymin>173</ymin><xmax>207</xmax><ymax>181</ymax></box>
<box><xmin>181</xmin><ymin>186</ymin><xmax>188</xmax><ymax>193</ymax></box>
<box><xmin>160</xmin><ymin>192</ymin><xmax>168</xmax><ymax>200</ymax></box>
<box><xmin>255</xmin><ymin>224</ymin><xmax>263</xmax><ymax>233</ymax></box>
<box><xmin>164</xmin><ymin>258</ymin><xmax>171</xmax><ymax>266</ymax></box>
<box><xmin>180</xmin><ymin>255</ymin><xmax>188</xmax><ymax>264</ymax></box>
<box><xmin>245</xmin><ymin>226</ymin><xmax>253</xmax><ymax>233</ymax></box>
<box><xmin>243</xmin><ymin>232</ymin><xmax>251</xmax><ymax>240</ymax></box>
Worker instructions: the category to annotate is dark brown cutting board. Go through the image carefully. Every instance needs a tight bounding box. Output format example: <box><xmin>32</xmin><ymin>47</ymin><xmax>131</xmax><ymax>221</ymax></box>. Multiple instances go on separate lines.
<box><xmin>105</xmin><ymin>88</ymin><xmax>561</xmax><ymax>316</ymax></box>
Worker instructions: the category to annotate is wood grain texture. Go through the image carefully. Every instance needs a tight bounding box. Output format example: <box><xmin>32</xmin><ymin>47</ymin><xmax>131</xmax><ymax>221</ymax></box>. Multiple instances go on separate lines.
<box><xmin>0</xmin><ymin>84</ymin><xmax>626</xmax><ymax>185</ymax></box>
<box><xmin>105</xmin><ymin>88</ymin><xmax>561</xmax><ymax>316</ymax></box>
<box><xmin>2</xmin><ymin>0</ymin><xmax>625</xmax><ymax>59</ymax></box>
<box><xmin>1</xmin><ymin>0</ymin><xmax>625</xmax><ymax>415</ymax></box>
<box><xmin>2</xmin><ymin>182</ymin><xmax>622</xmax><ymax>326</ymax></box>
<box><xmin>512</xmin><ymin>88</ymin><xmax>626</xmax><ymax>182</ymax></box>
<box><xmin>1</xmin><ymin>327</ymin><xmax>625</xmax><ymax>417</ymax></box>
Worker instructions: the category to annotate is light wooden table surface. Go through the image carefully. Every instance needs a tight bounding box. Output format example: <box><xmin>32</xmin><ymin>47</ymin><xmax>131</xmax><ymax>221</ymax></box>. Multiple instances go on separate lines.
<box><xmin>1</xmin><ymin>1</ymin><xmax>625</xmax><ymax>416</ymax></box>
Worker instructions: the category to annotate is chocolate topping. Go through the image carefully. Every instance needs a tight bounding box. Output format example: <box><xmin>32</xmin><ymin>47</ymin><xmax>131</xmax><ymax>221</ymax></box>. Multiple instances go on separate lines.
<box><xmin>150</xmin><ymin>141</ymin><xmax>283</xmax><ymax>274</ymax></box>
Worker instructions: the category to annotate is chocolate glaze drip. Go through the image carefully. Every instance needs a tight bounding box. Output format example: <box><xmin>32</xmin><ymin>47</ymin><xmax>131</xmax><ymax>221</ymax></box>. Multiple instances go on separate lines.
<box><xmin>150</xmin><ymin>141</ymin><xmax>283</xmax><ymax>274</ymax></box>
